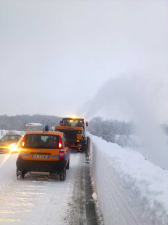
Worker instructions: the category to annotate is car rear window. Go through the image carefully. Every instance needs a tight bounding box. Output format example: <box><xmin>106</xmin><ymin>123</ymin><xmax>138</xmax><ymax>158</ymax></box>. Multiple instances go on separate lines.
<box><xmin>24</xmin><ymin>134</ymin><xmax>59</xmax><ymax>149</ymax></box>
<box><xmin>1</xmin><ymin>135</ymin><xmax>20</xmax><ymax>142</ymax></box>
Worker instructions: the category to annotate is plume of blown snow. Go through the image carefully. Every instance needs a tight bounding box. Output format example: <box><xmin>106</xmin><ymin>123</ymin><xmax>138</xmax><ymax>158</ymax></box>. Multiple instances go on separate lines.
<box><xmin>86</xmin><ymin>76</ymin><xmax>168</xmax><ymax>169</ymax></box>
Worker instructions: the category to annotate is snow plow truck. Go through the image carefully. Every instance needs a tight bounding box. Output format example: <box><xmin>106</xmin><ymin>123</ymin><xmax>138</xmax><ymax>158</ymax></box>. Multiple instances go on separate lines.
<box><xmin>55</xmin><ymin>117</ymin><xmax>88</xmax><ymax>152</ymax></box>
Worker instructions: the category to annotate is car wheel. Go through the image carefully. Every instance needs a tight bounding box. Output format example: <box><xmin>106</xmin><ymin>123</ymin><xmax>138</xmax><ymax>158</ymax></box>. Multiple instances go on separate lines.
<box><xmin>66</xmin><ymin>157</ymin><xmax>70</xmax><ymax>169</ymax></box>
<box><xmin>60</xmin><ymin>168</ymin><xmax>66</xmax><ymax>181</ymax></box>
<box><xmin>16</xmin><ymin>169</ymin><xmax>25</xmax><ymax>179</ymax></box>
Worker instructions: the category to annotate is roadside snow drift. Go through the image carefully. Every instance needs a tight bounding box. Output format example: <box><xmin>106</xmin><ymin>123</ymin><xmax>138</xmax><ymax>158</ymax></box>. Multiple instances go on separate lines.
<box><xmin>89</xmin><ymin>134</ymin><xmax>168</xmax><ymax>225</ymax></box>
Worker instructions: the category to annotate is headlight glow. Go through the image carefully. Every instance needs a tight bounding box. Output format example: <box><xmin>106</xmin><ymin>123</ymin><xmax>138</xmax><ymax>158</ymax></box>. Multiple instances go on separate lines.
<box><xmin>9</xmin><ymin>143</ymin><xmax>16</xmax><ymax>147</ymax></box>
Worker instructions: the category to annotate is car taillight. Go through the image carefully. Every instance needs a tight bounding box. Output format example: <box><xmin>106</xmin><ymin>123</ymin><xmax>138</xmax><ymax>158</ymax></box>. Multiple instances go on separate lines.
<box><xmin>18</xmin><ymin>153</ymin><xmax>22</xmax><ymax>158</ymax></box>
<box><xmin>59</xmin><ymin>136</ymin><xmax>64</xmax><ymax>159</ymax></box>
<box><xmin>59</xmin><ymin>149</ymin><xmax>64</xmax><ymax>159</ymax></box>
<box><xmin>59</xmin><ymin>136</ymin><xmax>62</xmax><ymax>149</ymax></box>
<box><xmin>22</xmin><ymin>135</ymin><xmax>26</xmax><ymax>148</ymax></box>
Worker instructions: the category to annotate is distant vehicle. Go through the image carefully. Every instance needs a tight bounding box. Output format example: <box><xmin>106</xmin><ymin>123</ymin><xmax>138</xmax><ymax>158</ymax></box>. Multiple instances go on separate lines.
<box><xmin>25</xmin><ymin>123</ymin><xmax>43</xmax><ymax>127</ymax></box>
<box><xmin>16</xmin><ymin>129</ymin><xmax>70</xmax><ymax>181</ymax></box>
<box><xmin>0</xmin><ymin>134</ymin><xmax>22</xmax><ymax>154</ymax></box>
<box><xmin>55</xmin><ymin>117</ymin><xmax>88</xmax><ymax>152</ymax></box>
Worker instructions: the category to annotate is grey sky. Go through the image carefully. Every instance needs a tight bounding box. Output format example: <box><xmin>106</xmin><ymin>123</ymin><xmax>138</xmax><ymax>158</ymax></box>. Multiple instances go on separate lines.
<box><xmin>0</xmin><ymin>0</ymin><xmax>168</xmax><ymax>118</ymax></box>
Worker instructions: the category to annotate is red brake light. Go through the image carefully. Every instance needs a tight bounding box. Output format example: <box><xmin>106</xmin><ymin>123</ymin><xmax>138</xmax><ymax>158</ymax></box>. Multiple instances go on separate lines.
<box><xmin>22</xmin><ymin>135</ymin><xmax>26</xmax><ymax>148</ymax></box>
<box><xmin>59</xmin><ymin>143</ymin><xmax>62</xmax><ymax>148</ymax></box>
<box><xmin>59</xmin><ymin>136</ymin><xmax>64</xmax><ymax>159</ymax></box>
<box><xmin>59</xmin><ymin>136</ymin><xmax>63</xmax><ymax>149</ymax></box>
<box><xmin>59</xmin><ymin>142</ymin><xmax>62</xmax><ymax>148</ymax></box>
<box><xmin>59</xmin><ymin>149</ymin><xmax>64</xmax><ymax>159</ymax></box>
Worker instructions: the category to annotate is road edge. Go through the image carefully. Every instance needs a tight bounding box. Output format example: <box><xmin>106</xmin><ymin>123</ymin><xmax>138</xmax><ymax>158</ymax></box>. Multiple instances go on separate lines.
<box><xmin>85</xmin><ymin>148</ymin><xmax>98</xmax><ymax>225</ymax></box>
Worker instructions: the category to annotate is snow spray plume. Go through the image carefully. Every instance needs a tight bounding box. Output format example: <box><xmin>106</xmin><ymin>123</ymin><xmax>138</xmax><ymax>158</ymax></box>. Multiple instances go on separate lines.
<box><xmin>86</xmin><ymin>76</ymin><xmax>168</xmax><ymax>170</ymax></box>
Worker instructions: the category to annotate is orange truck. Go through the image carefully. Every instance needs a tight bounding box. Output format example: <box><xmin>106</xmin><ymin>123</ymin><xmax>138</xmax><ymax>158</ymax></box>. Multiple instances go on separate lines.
<box><xmin>55</xmin><ymin>117</ymin><xmax>88</xmax><ymax>152</ymax></box>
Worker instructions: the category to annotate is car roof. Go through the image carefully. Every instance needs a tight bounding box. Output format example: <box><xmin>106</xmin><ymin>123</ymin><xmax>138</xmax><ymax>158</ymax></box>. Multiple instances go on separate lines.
<box><xmin>25</xmin><ymin>131</ymin><xmax>64</xmax><ymax>137</ymax></box>
<box><xmin>4</xmin><ymin>134</ymin><xmax>21</xmax><ymax>136</ymax></box>
<box><xmin>62</xmin><ymin>117</ymin><xmax>84</xmax><ymax>120</ymax></box>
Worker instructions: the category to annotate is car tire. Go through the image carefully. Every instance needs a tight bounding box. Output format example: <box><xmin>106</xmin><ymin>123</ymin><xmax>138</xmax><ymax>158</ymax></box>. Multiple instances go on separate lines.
<box><xmin>66</xmin><ymin>157</ymin><xmax>70</xmax><ymax>169</ymax></box>
<box><xmin>16</xmin><ymin>169</ymin><xmax>25</xmax><ymax>179</ymax></box>
<box><xmin>60</xmin><ymin>168</ymin><xmax>66</xmax><ymax>181</ymax></box>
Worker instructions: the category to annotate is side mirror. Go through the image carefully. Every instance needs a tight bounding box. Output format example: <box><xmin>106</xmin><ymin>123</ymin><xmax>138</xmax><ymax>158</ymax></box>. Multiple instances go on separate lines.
<box><xmin>60</xmin><ymin>121</ymin><xmax>63</xmax><ymax>126</ymax></box>
<box><xmin>86</xmin><ymin>122</ymin><xmax>88</xmax><ymax>127</ymax></box>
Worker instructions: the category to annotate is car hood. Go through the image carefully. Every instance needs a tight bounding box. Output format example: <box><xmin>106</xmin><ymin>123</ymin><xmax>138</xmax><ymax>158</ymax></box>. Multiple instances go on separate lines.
<box><xmin>0</xmin><ymin>141</ymin><xmax>17</xmax><ymax>147</ymax></box>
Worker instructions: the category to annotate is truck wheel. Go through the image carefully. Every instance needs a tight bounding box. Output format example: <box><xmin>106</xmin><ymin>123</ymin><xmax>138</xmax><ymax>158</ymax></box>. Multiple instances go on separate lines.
<box><xmin>66</xmin><ymin>157</ymin><xmax>70</xmax><ymax>169</ymax></box>
<box><xmin>86</xmin><ymin>137</ymin><xmax>89</xmax><ymax>151</ymax></box>
<box><xmin>60</xmin><ymin>168</ymin><xmax>66</xmax><ymax>181</ymax></box>
<box><xmin>81</xmin><ymin>141</ymin><xmax>86</xmax><ymax>153</ymax></box>
<box><xmin>80</xmin><ymin>148</ymin><xmax>84</xmax><ymax>153</ymax></box>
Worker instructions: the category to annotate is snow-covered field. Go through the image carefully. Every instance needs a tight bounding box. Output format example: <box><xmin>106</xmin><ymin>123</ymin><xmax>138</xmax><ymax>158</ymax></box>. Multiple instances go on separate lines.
<box><xmin>0</xmin><ymin>151</ymin><xmax>86</xmax><ymax>225</ymax></box>
<box><xmin>89</xmin><ymin>134</ymin><xmax>168</xmax><ymax>225</ymax></box>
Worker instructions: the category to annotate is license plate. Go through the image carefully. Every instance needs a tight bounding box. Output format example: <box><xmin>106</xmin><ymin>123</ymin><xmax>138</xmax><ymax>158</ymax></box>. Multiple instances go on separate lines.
<box><xmin>32</xmin><ymin>154</ymin><xmax>49</xmax><ymax>159</ymax></box>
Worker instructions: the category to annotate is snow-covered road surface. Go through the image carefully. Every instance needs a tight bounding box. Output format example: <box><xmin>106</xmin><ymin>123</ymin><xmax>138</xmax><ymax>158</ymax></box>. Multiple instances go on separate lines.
<box><xmin>0</xmin><ymin>151</ymin><xmax>86</xmax><ymax>225</ymax></box>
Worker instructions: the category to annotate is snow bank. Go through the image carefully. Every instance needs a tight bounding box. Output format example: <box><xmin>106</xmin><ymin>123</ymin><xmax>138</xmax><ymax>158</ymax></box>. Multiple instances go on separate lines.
<box><xmin>89</xmin><ymin>134</ymin><xmax>168</xmax><ymax>225</ymax></box>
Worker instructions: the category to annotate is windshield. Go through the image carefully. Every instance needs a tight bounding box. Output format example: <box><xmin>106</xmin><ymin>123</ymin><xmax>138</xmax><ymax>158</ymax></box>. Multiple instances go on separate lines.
<box><xmin>62</xmin><ymin>119</ymin><xmax>84</xmax><ymax>127</ymax></box>
<box><xmin>24</xmin><ymin>134</ymin><xmax>59</xmax><ymax>149</ymax></box>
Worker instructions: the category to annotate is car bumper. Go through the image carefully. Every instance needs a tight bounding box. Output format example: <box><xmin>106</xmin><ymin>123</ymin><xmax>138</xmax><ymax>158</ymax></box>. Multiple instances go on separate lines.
<box><xmin>16</xmin><ymin>158</ymin><xmax>67</xmax><ymax>173</ymax></box>
<box><xmin>0</xmin><ymin>148</ymin><xmax>10</xmax><ymax>154</ymax></box>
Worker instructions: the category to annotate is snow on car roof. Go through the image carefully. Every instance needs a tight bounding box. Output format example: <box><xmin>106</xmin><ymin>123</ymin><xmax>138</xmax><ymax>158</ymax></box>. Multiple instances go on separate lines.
<box><xmin>25</xmin><ymin>123</ymin><xmax>43</xmax><ymax>127</ymax></box>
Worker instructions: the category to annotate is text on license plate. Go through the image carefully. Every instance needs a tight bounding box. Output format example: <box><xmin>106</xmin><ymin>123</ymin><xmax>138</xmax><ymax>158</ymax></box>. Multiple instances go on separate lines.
<box><xmin>32</xmin><ymin>155</ymin><xmax>49</xmax><ymax>159</ymax></box>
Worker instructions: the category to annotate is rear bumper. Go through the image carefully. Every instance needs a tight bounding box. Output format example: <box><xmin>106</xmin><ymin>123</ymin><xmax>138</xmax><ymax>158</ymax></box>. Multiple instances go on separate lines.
<box><xmin>68</xmin><ymin>139</ymin><xmax>86</xmax><ymax>149</ymax></box>
<box><xmin>69</xmin><ymin>143</ymin><xmax>81</xmax><ymax>148</ymax></box>
<box><xmin>0</xmin><ymin>148</ymin><xmax>10</xmax><ymax>154</ymax></box>
<box><xmin>16</xmin><ymin>158</ymin><xmax>67</xmax><ymax>173</ymax></box>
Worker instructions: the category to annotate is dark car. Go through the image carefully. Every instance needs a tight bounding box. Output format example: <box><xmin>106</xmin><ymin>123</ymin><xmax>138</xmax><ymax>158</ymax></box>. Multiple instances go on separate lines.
<box><xmin>0</xmin><ymin>134</ymin><xmax>22</xmax><ymax>154</ymax></box>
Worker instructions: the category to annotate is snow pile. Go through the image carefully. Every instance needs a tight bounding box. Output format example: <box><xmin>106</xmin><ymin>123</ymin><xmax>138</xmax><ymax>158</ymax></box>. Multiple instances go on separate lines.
<box><xmin>89</xmin><ymin>134</ymin><xmax>168</xmax><ymax>225</ymax></box>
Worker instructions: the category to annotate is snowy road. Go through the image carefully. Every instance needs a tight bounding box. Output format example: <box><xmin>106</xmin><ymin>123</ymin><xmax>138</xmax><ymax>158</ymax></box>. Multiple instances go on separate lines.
<box><xmin>0</xmin><ymin>151</ymin><xmax>87</xmax><ymax>225</ymax></box>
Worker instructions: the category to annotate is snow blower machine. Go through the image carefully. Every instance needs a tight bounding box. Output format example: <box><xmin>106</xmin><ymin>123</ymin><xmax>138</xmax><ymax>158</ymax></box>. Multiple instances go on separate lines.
<box><xmin>55</xmin><ymin>117</ymin><xmax>88</xmax><ymax>152</ymax></box>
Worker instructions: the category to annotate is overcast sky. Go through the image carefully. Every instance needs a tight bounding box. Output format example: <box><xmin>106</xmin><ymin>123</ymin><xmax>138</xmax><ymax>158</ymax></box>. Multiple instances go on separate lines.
<box><xmin>0</xmin><ymin>0</ymin><xmax>168</xmax><ymax>119</ymax></box>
